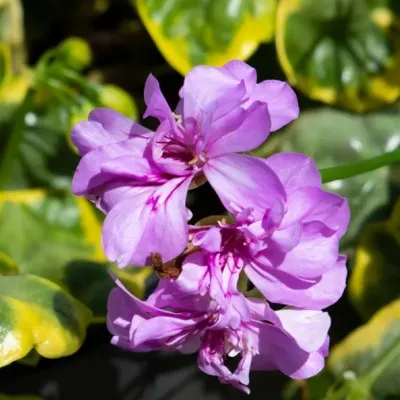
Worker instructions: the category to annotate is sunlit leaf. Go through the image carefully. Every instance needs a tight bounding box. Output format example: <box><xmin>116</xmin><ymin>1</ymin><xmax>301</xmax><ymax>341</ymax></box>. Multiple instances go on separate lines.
<box><xmin>0</xmin><ymin>102</ymin><xmax>79</xmax><ymax>190</ymax></box>
<box><xmin>283</xmin><ymin>371</ymin><xmax>333</xmax><ymax>400</ymax></box>
<box><xmin>349</xmin><ymin>199</ymin><xmax>400</xmax><ymax>320</ymax></box>
<box><xmin>254</xmin><ymin>106</ymin><xmax>400</xmax><ymax>248</ymax></box>
<box><xmin>0</xmin><ymin>43</ymin><xmax>10</xmax><ymax>90</ymax></box>
<box><xmin>276</xmin><ymin>0</ymin><xmax>400</xmax><ymax>111</ymax></box>
<box><xmin>135</xmin><ymin>0</ymin><xmax>277</xmax><ymax>75</ymax></box>
<box><xmin>0</xmin><ymin>190</ymin><xmax>150</xmax><ymax>318</ymax></box>
<box><xmin>329</xmin><ymin>299</ymin><xmax>400</xmax><ymax>399</ymax></box>
<box><xmin>0</xmin><ymin>274</ymin><xmax>91</xmax><ymax>368</ymax></box>
<box><xmin>0</xmin><ymin>251</ymin><xmax>18</xmax><ymax>275</ymax></box>
<box><xmin>0</xmin><ymin>395</ymin><xmax>42</xmax><ymax>400</ymax></box>
<box><xmin>0</xmin><ymin>0</ymin><xmax>26</xmax><ymax>73</ymax></box>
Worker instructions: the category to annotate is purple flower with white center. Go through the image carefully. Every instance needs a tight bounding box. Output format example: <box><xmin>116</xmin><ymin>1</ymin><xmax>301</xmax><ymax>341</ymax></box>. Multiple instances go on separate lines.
<box><xmin>71</xmin><ymin>60</ymin><xmax>298</xmax><ymax>267</ymax></box>
<box><xmin>189</xmin><ymin>153</ymin><xmax>350</xmax><ymax>309</ymax></box>
<box><xmin>108</xmin><ymin>270</ymin><xmax>331</xmax><ymax>394</ymax></box>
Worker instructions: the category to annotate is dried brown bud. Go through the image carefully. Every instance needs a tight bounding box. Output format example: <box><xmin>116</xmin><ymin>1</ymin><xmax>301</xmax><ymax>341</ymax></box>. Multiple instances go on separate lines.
<box><xmin>150</xmin><ymin>252</ymin><xmax>182</xmax><ymax>279</ymax></box>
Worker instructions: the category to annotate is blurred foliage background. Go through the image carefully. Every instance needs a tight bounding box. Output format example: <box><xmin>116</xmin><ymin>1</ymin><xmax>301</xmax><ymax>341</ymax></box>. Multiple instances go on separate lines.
<box><xmin>0</xmin><ymin>0</ymin><xmax>400</xmax><ymax>399</ymax></box>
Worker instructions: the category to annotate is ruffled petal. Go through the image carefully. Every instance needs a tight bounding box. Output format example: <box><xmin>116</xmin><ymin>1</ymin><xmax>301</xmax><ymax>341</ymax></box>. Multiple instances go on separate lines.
<box><xmin>182</xmin><ymin>65</ymin><xmax>246</xmax><ymax>122</ymax></box>
<box><xmin>71</xmin><ymin>137</ymin><xmax>149</xmax><ymax>195</ymax></box>
<box><xmin>192</xmin><ymin>227</ymin><xmax>222</xmax><ymax>253</ymax></box>
<box><xmin>174</xmin><ymin>252</ymin><xmax>210</xmax><ymax>295</ymax></box>
<box><xmin>143</xmin><ymin>74</ymin><xmax>174</xmax><ymax>124</ymax></box>
<box><xmin>132</xmin><ymin>315</ymin><xmax>201</xmax><ymax>348</ymax></box>
<box><xmin>252</xmin><ymin>322</ymin><xmax>327</xmax><ymax>379</ymax></box>
<box><xmin>246</xmin><ymin>80</ymin><xmax>299</xmax><ymax>131</ymax></box>
<box><xmin>245</xmin><ymin>256</ymin><xmax>347</xmax><ymax>309</ymax></box>
<box><xmin>107</xmin><ymin>287</ymin><xmax>134</xmax><ymax>343</ymax></box>
<box><xmin>274</xmin><ymin>309</ymin><xmax>331</xmax><ymax>352</ymax></box>
<box><xmin>204</xmin><ymin>154</ymin><xmax>286</xmax><ymax>219</ymax></box>
<box><xmin>102</xmin><ymin>177</ymin><xmax>192</xmax><ymax>267</ymax></box>
<box><xmin>264</xmin><ymin>153</ymin><xmax>322</xmax><ymax>193</ymax></box>
<box><xmin>288</xmin><ymin>347</ymin><xmax>326</xmax><ymax>380</ymax></box>
<box><xmin>264</xmin><ymin>221</ymin><xmax>339</xmax><ymax>279</ymax></box>
<box><xmin>101</xmin><ymin>155</ymin><xmax>165</xmax><ymax>183</ymax></box>
<box><xmin>90</xmin><ymin>108</ymin><xmax>151</xmax><ymax>136</ymax></box>
<box><xmin>251</xmin><ymin>323</ymin><xmax>309</xmax><ymax>375</ymax></box>
<box><xmin>282</xmin><ymin>187</ymin><xmax>350</xmax><ymax>238</ymax></box>
<box><xmin>223</xmin><ymin>59</ymin><xmax>257</xmax><ymax>92</ymax></box>
<box><xmin>207</xmin><ymin>102</ymin><xmax>271</xmax><ymax>157</ymax></box>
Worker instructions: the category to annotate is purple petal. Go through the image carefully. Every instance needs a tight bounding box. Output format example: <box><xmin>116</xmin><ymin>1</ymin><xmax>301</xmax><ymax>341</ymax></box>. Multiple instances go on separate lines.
<box><xmin>223</xmin><ymin>59</ymin><xmax>257</xmax><ymax>92</ymax></box>
<box><xmin>102</xmin><ymin>177</ymin><xmax>192</xmax><ymax>267</ymax></box>
<box><xmin>288</xmin><ymin>349</ymin><xmax>326</xmax><ymax>380</ymax></box>
<box><xmin>98</xmin><ymin>184</ymin><xmax>147</xmax><ymax>213</ymax></box>
<box><xmin>71</xmin><ymin>121</ymin><xmax>109</xmax><ymax>156</ymax></box>
<box><xmin>282</xmin><ymin>187</ymin><xmax>350</xmax><ymax>238</ymax></box>
<box><xmin>269</xmin><ymin>222</ymin><xmax>302</xmax><ymax>253</ymax></box>
<box><xmin>251</xmin><ymin>323</ymin><xmax>309</xmax><ymax>376</ymax></box>
<box><xmin>174</xmin><ymin>252</ymin><xmax>209</xmax><ymax>295</ymax></box>
<box><xmin>264</xmin><ymin>153</ymin><xmax>322</xmax><ymax>192</ymax></box>
<box><xmin>204</xmin><ymin>154</ymin><xmax>286</xmax><ymax>219</ymax></box>
<box><xmin>274</xmin><ymin>309</ymin><xmax>331</xmax><ymax>352</ymax></box>
<box><xmin>101</xmin><ymin>155</ymin><xmax>165</xmax><ymax>183</ymax></box>
<box><xmin>192</xmin><ymin>227</ymin><xmax>222</xmax><ymax>253</ymax></box>
<box><xmin>90</xmin><ymin>108</ymin><xmax>151</xmax><ymax>136</ymax></box>
<box><xmin>71</xmin><ymin>137</ymin><xmax>150</xmax><ymax>195</ymax></box>
<box><xmin>143</xmin><ymin>74</ymin><xmax>174</xmax><ymax>124</ymax></box>
<box><xmin>207</xmin><ymin>102</ymin><xmax>271</xmax><ymax>157</ymax></box>
<box><xmin>265</xmin><ymin>221</ymin><xmax>339</xmax><ymax>279</ymax></box>
<box><xmin>132</xmin><ymin>315</ymin><xmax>200</xmax><ymax>348</ymax></box>
<box><xmin>245</xmin><ymin>255</ymin><xmax>347</xmax><ymax>309</ymax></box>
<box><xmin>182</xmin><ymin>66</ymin><xmax>247</xmax><ymax>121</ymax></box>
<box><xmin>246</xmin><ymin>80</ymin><xmax>299</xmax><ymax>131</ymax></box>
<box><xmin>150</xmin><ymin>277</ymin><xmax>210</xmax><ymax>313</ymax></box>
<box><xmin>107</xmin><ymin>287</ymin><xmax>134</xmax><ymax>341</ymax></box>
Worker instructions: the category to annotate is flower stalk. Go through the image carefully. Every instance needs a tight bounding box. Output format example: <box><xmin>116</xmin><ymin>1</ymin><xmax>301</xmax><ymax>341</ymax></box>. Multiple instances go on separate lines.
<box><xmin>321</xmin><ymin>149</ymin><xmax>400</xmax><ymax>183</ymax></box>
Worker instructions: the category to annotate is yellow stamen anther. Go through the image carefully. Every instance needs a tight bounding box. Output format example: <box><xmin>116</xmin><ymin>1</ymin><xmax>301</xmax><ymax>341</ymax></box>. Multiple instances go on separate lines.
<box><xmin>188</xmin><ymin>156</ymin><xmax>199</xmax><ymax>165</ymax></box>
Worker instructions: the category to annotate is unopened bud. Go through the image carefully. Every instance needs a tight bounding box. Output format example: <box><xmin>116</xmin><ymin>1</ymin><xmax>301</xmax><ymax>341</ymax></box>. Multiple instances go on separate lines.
<box><xmin>57</xmin><ymin>37</ymin><xmax>92</xmax><ymax>71</ymax></box>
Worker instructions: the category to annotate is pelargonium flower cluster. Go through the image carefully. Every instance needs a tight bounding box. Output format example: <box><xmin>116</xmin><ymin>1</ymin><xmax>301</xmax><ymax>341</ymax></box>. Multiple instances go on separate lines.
<box><xmin>71</xmin><ymin>60</ymin><xmax>349</xmax><ymax>393</ymax></box>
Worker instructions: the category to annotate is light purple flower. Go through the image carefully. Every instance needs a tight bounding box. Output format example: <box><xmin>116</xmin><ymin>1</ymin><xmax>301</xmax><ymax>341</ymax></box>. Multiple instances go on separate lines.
<box><xmin>71</xmin><ymin>60</ymin><xmax>298</xmax><ymax>267</ymax></box>
<box><xmin>108</xmin><ymin>270</ymin><xmax>330</xmax><ymax>394</ymax></box>
<box><xmin>191</xmin><ymin>153</ymin><xmax>350</xmax><ymax>309</ymax></box>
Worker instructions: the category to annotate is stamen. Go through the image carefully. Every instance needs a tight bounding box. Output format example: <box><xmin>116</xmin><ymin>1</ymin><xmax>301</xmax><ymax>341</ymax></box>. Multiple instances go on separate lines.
<box><xmin>188</xmin><ymin>155</ymin><xmax>200</xmax><ymax>165</ymax></box>
<box><xmin>172</xmin><ymin>112</ymin><xmax>182</xmax><ymax>123</ymax></box>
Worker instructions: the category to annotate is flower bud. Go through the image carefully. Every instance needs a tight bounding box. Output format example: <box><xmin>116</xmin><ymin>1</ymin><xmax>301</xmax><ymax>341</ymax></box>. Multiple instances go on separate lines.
<box><xmin>98</xmin><ymin>84</ymin><xmax>138</xmax><ymax>119</ymax></box>
<box><xmin>57</xmin><ymin>37</ymin><xmax>92</xmax><ymax>71</ymax></box>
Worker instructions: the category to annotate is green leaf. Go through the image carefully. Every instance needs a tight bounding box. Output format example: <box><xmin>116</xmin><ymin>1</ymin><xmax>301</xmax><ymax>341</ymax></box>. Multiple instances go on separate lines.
<box><xmin>0</xmin><ymin>395</ymin><xmax>42</xmax><ymax>400</ymax></box>
<box><xmin>276</xmin><ymin>0</ymin><xmax>400</xmax><ymax>111</ymax></box>
<box><xmin>0</xmin><ymin>101</ymin><xmax>79</xmax><ymax>190</ymax></box>
<box><xmin>135</xmin><ymin>0</ymin><xmax>278</xmax><ymax>75</ymax></box>
<box><xmin>349</xmin><ymin>200</ymin><xmax>400</xmax><ymax>320</ymax></box>
<box><xmin>0</xmin><ymin>43</ymin><xmax>10</xmax><ymax>91</ymax></box>
<box><xmin>0</xmin><ymin>190</ymin><xmax>150</xmax><ymax>319</ymax></box>
<box><xmin>18</xmin><ymin>348</ymin><xmax>40</xmax><ymax>367</ymax></box>
<box><xmin>0</xmin><ymin>250</ymin><xmax>18</xmax><ymax>275</ymax></box>
<box><xmin>0</xmin><ymin>274</ymin><xmax>91</xmax><ymax>368</ymax></box>
<box><xmin>0</xmin><ymin>0</ymin><xmax>26</xmax><ymax>74</ymax></box>
<box><xmin>283</xmin><ymin>371</ymin><xmax>334</xmax><ymax>400</ymax></box>
<box><xmin>255</xmin><ymin>106</ymin><xmax>400</xmax><ymax>248</ymax></box>
<box><xmin>329</xmin><ymin>299</ymin><xmax>400</xmax><ymax>399</ymax></box>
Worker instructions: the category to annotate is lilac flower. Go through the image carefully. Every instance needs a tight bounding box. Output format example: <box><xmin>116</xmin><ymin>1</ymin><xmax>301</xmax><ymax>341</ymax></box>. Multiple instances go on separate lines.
<box><xmin>190</xmin><ymin>153</ymin><xmax>349</xmax><ymax>309</ymax></box>
<box><xmin>108</xmin><ymin>269</ymin><xmax>330</xmax><ymax>394</ymax></box>
<box><xmin>71</xmin><ymin>60</ymin><xmax>298</xmax><ymax>267</ymax></box>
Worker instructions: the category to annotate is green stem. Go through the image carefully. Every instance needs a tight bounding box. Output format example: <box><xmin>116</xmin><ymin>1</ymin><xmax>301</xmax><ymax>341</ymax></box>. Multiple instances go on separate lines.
<box><xmin>320</xmin><ymin>149</ymin><xmax>400</xmax><ymax>183</ymax></box>
<box><xmin>0</xmin><ymin>88</ymin><xmax>35</xmax><ymax>189</ymax></box>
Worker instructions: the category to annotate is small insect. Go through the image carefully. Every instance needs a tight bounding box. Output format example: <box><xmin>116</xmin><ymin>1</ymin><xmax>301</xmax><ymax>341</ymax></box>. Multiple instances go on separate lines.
<box><xmin>150</xmin><ymin>252</ymin><xmax>182</xmax><ymax>279</ymax></box>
